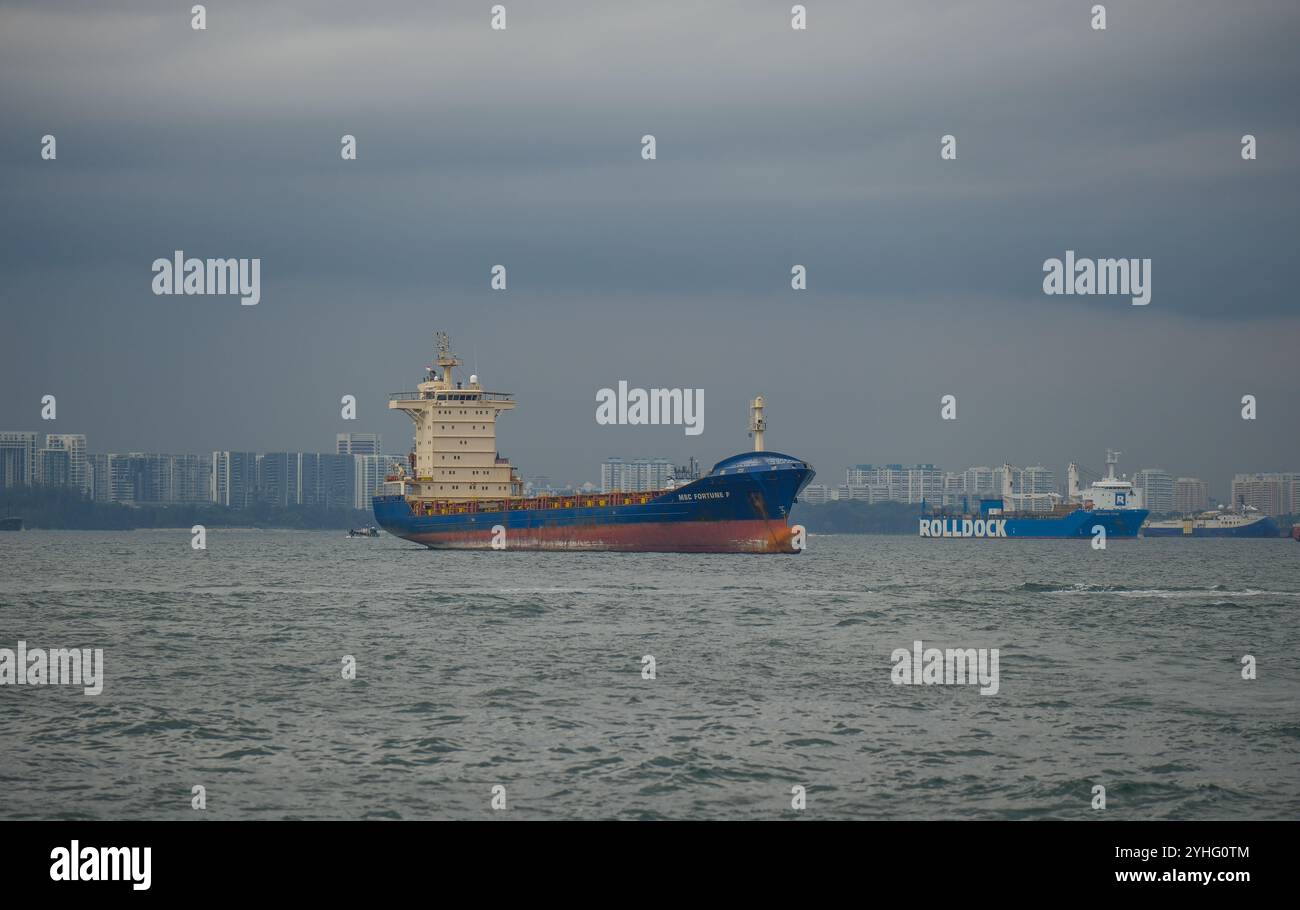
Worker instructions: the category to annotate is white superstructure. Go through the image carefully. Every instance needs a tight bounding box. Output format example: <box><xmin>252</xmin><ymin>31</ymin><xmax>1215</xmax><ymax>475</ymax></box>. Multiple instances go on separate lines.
<box><xmin>1075</xmin><ymin>449</ymin><xmax>1141</xmax><ymax>510</ymax></box>
<box><xmin>387</xmin><ymin>333</ymin><xmax>522</xmax><ymax>503</ymax></box>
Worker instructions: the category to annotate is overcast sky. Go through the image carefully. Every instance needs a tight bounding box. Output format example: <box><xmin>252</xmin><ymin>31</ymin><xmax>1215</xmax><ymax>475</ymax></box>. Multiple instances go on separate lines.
<box><xmin>1</xmin><ymin>1</ymin><xmax>1297</xmax><ymax>494</ymax></box>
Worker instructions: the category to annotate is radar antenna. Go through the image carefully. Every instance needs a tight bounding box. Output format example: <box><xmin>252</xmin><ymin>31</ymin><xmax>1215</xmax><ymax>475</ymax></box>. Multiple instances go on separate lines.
<box><xmin>434</xmin><ymin>331</ymin><xmax>463</xmax><ymax>384</ymax></box>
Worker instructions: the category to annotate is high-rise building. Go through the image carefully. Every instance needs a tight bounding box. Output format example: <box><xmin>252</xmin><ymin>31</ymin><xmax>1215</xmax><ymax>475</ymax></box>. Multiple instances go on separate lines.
<box><xmin>297</xmin><ymin>453</ymin><xmax>320</xmax><ymax>505</ymax></box>
<box><xmin>1019</xmin><ymin>465</ymin><xmax>1057</xmax><ymax>496</ymax></box>
<box><xmin>313</xmin><ymin>453</ymin><xmax>356</xmax><ymax>509</ymax></box>
<box><xmin>843</xmin><ymin>483</ymin><xmax>871</xmax><ymax>502</ymax></box>
<box><xmin>601</xmin><ymin>457</ymin><xmax>674</xmax><ymax>492</ymax></box>
<box><xmin>336</xmin><ymin>433</ymin><xmax>382</xmax><ymax>456</ymax></box>
<box><xmin>211</xmin><ymin>451</ymin><xmax>258</xmax><ymax>507</ymax></box>
<box><xmin>108</xmin><ymin>454</ymin><xmax>134</xmax><ymax>502</ymax></box>
<box><xmin>640</xmin><ymin>458</ymin><xmax>674</xmax><ymax>492</ymax></box>
<box><xmin>353</xmin><ymin>454</ymin><xmax>391</xmax><ymax>509</ymax></box>
<box><xmin>1173</xmin><ymin>477</ymin><xmax>1209</xmax><ymax>514</ymax></box>
<box><xmin>259</xmin><ymin>452</ymin><xmax>301</xmax><ymax>506</ymax></box>
<box><xmin>92</xmin><ymin>453</ymin><xmax>123</xmax><ymax>502</ymax></box>
<box><xmin>940</xmin><ymin>472</ymin><xmax>966</xmax><ymax>506</ymax></box>
<box><xmin>962</xmin><ymin>466</ymin><xmax>998</xmax><ymax>499</ymax></box>
<box><xmin>800</xmin><ymin>483</ymin><xmax>831</xmax><ymax>504</ymax></box>
<box><xmin>601</xmin><ymin>457</ymin><xmax>626</xmax><ymax>492</ymax></box>
<box><xmin>87</xmin><ymin>453</ymin><xmax>113</xmax><ymax>502</ymax></box>
<box><xmin>82</xmin><ymin>452</ymin><xmax>209</xmax><ymax>504</ymax></box>
<box><xmin>258</xmin><ymin>452</ymin><xmax>309</xmax><ymax>509</ymax></box>
<box><xmin>36</xmin><ymin>446</ymin><xmax>70</xmax><ymax>487</ymax></box>
<box><xmin>1133</xmin><ymin>469</ymin><xmax>1175</xmax><ymax>513</ymax></box>
<box><xmin>845</xmin><ymin>464</ymin><xmax>903</xmax><ymax>503</ymax></box>
<box><xmin>1230</xmin><ymin>473</ymin><xmax>1299</xmax><ymax>516</ymax></box>
<box><xmin>170</xmin><ymin>453</ymin><xmax>212</xmax><ymax>503</ymax></box>
<box><xmin>845</xmin><ymin>465</ymin><xmax>875</xmax><ymax>487</ymax></box>
<box><xmin>119</xmin><ymin>453</ymin><xmax>172</xmax><ymax>502</ymax></box>
<box><xmin>904</xmin><ymin>464</ymin><xmax>942</xmax><ymax>504</ymax></box>
<box><xmin>44</xmin><ymin>434</ymin><xmax>87</xmax><ymax>493</ymax></box>
<box><xmin>0</xmin><ymin>432</ymin><xmax>39</xmax><ymax>490</ymax></box>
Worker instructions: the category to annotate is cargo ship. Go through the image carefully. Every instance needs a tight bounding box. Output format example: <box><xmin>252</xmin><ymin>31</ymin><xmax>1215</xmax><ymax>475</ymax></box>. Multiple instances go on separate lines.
<box><xmin>371</xmin><ymin>333</ymin><xmax>814</xmax><ymax>552</ymax></box>
<box><xmin>918</xmin><ymin>451</ymin><xmax>1148</xmax><ymax>539</ymax></box>
<box><xmin>1143</xmin><ymin>505</ymin><xmax>1279</xmax><ymax>538</ymax></box>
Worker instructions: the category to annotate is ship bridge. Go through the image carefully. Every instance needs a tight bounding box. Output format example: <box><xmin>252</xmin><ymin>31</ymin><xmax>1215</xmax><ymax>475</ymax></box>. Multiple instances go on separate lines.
<box><xmin>388</xmin><ymin>332</ymin><xmax>521</xmax><ymax>502</ymax></box>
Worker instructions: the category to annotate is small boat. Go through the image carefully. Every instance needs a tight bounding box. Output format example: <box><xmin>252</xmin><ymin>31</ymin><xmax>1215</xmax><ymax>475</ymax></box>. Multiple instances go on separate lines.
<box><xmin>346</xmin><ymin>526</ymin><xmax>380</xmax><ymax>538</ymax></box>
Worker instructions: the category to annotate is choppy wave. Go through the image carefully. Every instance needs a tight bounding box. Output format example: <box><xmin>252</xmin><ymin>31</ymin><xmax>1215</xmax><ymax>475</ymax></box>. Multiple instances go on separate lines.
<box><xmin>1018</xmin><ymin>582</ymin><xmax>1298</xmax><ymax>598</ymax></box>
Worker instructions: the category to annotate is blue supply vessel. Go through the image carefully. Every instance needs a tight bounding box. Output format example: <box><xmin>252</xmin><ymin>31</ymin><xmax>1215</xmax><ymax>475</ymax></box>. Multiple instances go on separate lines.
<box><xmin>919</xmin><ymin>451</ymin><xmax>1148</xmax><ymax>540</ymax></box>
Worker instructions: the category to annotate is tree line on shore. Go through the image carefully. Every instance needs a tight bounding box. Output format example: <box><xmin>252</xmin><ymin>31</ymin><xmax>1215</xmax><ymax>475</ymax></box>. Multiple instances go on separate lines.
<box><xmin>790</xmin><ymin>500</ymin><xmax>919</xmax><ymax>534</ymax></box>
<box><xmin>0</xmin><ymin>487</ymin><xmax>373</xmax><ymax>530</ymax></box>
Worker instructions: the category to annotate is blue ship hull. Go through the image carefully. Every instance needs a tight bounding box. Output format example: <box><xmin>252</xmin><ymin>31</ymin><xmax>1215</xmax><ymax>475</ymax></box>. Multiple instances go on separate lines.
<box><xmin>373</xmin><ymin>451</ymin><xmax>815</xmax><ymax>552</ymax></box>
<box><xmin>919</xmin><ymin>507</ymin><xmax>1149</xmax><ymax>539</ymax></box>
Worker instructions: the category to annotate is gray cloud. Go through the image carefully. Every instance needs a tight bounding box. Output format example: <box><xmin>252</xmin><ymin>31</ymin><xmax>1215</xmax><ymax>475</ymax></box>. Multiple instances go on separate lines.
<box><xmin>1</xmin><ymin>0</ymin><xmax>1297</xmax><ymax>492</ymax></box>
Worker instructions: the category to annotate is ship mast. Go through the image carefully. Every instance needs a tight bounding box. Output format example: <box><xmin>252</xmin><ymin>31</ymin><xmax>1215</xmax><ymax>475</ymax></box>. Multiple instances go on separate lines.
<box><xmin>749</xmin><ymin>396</ymin><xmax>766</xmax><ymax>452</ymax></box>
<box><xmin>435</xmin><ymin>331</ymin><xmax>461</xmax><ymax>386</ymax></box>
<box><xmin>1105</xmin><ymin>449</ymin><xmax>1121</xmax><ymax>481</ymax></box>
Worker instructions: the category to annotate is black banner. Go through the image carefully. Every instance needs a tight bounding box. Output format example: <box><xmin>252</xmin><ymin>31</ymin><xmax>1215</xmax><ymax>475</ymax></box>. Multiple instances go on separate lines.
<box><xmin>1</xmin><ymin>821</ymin><xmax>1283</xmax><ymax>896</ymax></box>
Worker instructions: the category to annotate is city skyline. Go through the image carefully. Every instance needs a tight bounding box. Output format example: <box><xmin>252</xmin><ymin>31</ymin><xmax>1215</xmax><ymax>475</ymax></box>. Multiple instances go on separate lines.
<box><xmin>5</xmin><ymin>426</ymin><xmax>1297</xmax><ymax>515</ymax></box>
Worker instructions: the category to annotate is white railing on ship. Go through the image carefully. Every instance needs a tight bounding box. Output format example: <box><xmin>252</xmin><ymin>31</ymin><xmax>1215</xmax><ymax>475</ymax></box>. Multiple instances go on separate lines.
<box><xmin>388</xmin><ymin>391</ymin><xmax>514</xmax><ymax>401</ymax></box>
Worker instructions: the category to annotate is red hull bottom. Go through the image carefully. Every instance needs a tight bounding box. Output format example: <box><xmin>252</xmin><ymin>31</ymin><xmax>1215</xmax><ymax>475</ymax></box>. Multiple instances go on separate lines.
<box><xmin>401</xmin><ymin>519</ymin><xmax>799</xmax><ymax>554</ymax></box>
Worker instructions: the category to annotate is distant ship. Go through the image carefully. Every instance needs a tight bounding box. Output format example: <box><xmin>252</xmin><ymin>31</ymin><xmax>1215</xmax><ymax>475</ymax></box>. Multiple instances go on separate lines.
<box><xmin>372</xmin><ymin>333</ymin><xmax>815</xmax><ymax>552</ymax></box>
<box><xmin>919</xmin><ymin>450</ymin><xmax>1148</xmax><ymax>539</ymax></box>
<box><xmin>1143</xmin><ymin>505</ymin><xmax>1279</xmax><ymax>538</ymax></box>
